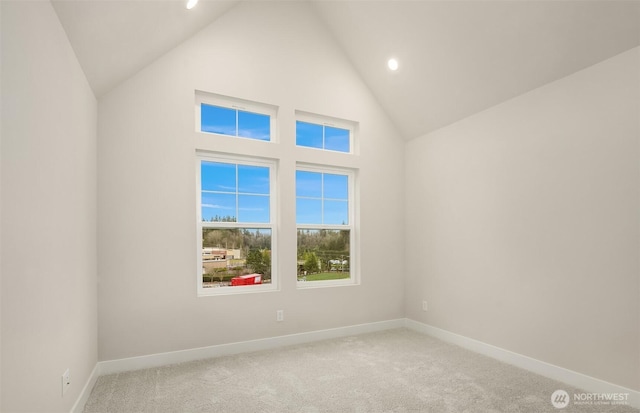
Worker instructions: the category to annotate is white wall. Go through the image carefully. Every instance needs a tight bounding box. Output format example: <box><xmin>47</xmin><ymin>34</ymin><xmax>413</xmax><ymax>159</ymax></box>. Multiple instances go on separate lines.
<box><xmin>98</xmin><ymin>1</ymin><xmax>404</xmax><ymax>361</ymax></box>
<box><xmin>1</xmin><ymin>1</ymin><xmax>98</xmax><ymax>412</ymax></box>
<box><xmin>0</xmin><ymin>2</ymin><xmax>3</xmax><ymax>408</ymax></box>
<box><xmin>405</xmin><ymin>47</ymin><xmax>639</xmax><ymax>391</ymax></box>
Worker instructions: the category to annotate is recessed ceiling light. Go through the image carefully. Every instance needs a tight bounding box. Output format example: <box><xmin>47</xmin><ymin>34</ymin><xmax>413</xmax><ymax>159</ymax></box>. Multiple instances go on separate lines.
<box><xmin>387</xmin><ymin>58</ymin><xmax>399</xmax><ymax>71</ymax></box>
<box><xmin>186</xmin><ymin>0</ymin><xmax>199</xmax><ymax>10</ymax></box>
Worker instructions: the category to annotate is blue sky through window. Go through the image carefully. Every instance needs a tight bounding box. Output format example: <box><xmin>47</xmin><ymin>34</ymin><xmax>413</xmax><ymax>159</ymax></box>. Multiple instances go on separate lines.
<box><xmin>324</xmin><ymin>126</ymin><xmax>350</xmax><ymax>152</ymax></box>
<box><xmin>296</xmin><ymin>121</ymin><xmax>349</xmax><ymax>153</ymax></box>
<box><xmin>295</xmin><ymin>170</ymin><xmax>322</xmax><ymax>198</ymax></box>
<box><xmin>201</xmin><ymin>161</ymin><xmax>270</xmax><ymax>223</ymax></box>
<box><xmin>296</xmin><ymin>121</ymin><xmax>323</xmax><ymax>149</ymax></box>
<box><xmin>296</xmin><ymin>170</ymin><xmax>349</xmax><ymax>225</ymax></box>
<box><xmin>201</xmin><ymin>105</ymin><xmax>235</xmax><ymax>136</ymax></box>
<box><xmin>201</xmin><ymin>104</ymin><xmax>270</xmax><ymax>141</ymax></box>
<box><xmin>237</xmin><ymin>110</ymin><xmax>270</xmax><ymax>141</ymax></box>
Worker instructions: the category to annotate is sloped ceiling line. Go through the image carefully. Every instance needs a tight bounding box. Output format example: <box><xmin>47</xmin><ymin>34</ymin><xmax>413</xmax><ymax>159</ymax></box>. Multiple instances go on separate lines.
<box><xmin>52</xmin><ymin>0</ymin><xmax>640</xmax><ymax>140</ymax></box>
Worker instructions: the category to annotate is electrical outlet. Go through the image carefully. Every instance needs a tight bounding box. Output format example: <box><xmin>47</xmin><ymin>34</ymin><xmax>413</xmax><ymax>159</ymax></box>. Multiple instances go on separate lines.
<box><xmin>61</xmin><ymin>368</ymin><xmax>70</xmax><ymax>396</ymax></box>
<box><xmin>276</xmin><ymin>309</ymin><xmax>284</xmax><ymax>322</ymax></box>
<box><xmin>422</xmin><ymin>300</ymin><xmax>428</xmax><ymax>311</ymax></box>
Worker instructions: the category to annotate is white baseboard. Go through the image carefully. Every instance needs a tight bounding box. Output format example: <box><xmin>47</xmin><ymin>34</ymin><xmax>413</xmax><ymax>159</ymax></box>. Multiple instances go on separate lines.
<box><xmin>72</xmin><ymin>318</ymin><xmax>639</xmax><ymax>412</ymax></box>
<box><xmin>98</xmin><ymin>318</ymin><xmax>405</xmax><ymax>376</ymax></box>
<box><xmin>71</xmin><ymin>363</ymin><xmax>100</xmax><ymax>413</ymax></box>
<box><xmin>404</xmin><ymin>318</ymin><xmax>640</xmax><ymax>409</ymax></box>
<box><xmin>71</xmin><ymin>319</ymin><xmax>403</xmax><ymax>412</ymax></box>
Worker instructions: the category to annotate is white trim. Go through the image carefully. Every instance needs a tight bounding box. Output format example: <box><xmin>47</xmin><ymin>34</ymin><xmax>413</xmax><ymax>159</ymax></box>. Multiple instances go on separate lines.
<box><xmin>296</xmin><ymin>277</ymin><xmax>356</xmax><ymax>290</ymax></box>
<box><xmin>74</xmin><ymin>319</ymin><xmax>639</xmax><ymax>410</ymax></box>
<box><xmin>195</xmin><ymin>90</ymin><xmax>278</xmax><ymax>142</ymax></box>
<box><xmin>196</xmin><ymin>153</ymin><xmax>278</xmax><ymax>297</ymax></box>
<box><xmin>295</xmin><ymin>110</ymin><xmax>356</xmax><ymax>154</ymax></box>
<box><xmin>404</xmin><ymin>319</ymin><xmax>640</xmax><ymax>409</ymax></box>
<box><xmin>70</xmin><ymin>363</ymin><xmax>99</xmax><ymax>413</ymax></box>
<box><xmin>295</xmin><ymin>164</ymin><xmax>358</xmax><ymax>288</ymax></box>
<box><xmin>98</xmin><ymin>319</ymin><xmax>405</xmax><ymax>376</ymax></box>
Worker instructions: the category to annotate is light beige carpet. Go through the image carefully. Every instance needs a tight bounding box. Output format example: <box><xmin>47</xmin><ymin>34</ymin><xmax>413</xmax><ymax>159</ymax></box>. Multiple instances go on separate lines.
<box><xmin>84</xmin><ymin>328</ymin><xmax>638</xmax><ymax>413</ymax></box>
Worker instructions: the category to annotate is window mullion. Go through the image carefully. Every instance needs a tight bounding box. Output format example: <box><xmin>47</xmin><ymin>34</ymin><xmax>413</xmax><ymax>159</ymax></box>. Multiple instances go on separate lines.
<box><xmin>235</xmin><ymin>108</ymin><xmax>239</xmax><ymax>137</ymax></box>
<box><xmin>197</xmin><ymin>154</ymin><xmax>275</xmax><ymax>295</ymax></box>
<box><xmin>322</xmin><ymin>125</ymin><xmax>326</xmax><ymax>150</ymax></box>
<box><xmin>235</xmin><ymin>164</ymin><xmax>239</xmax><ymax>222</ymax></box>
<box><xmin>320</xmin><ymin>172</ymin><xmax>324</xmax><ymax>225</ymax></box>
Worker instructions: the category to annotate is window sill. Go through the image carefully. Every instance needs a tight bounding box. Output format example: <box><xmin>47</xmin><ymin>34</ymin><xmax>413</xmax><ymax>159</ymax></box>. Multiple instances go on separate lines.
<box><xmin>197</xmin><ymin>283</ymin><xmax>278</xmax><ymax>297</ymax></box>
<box><xmin>296</xmin><ymin>278</ymin><xmax>359</xmax><ymax>290</ymax></box>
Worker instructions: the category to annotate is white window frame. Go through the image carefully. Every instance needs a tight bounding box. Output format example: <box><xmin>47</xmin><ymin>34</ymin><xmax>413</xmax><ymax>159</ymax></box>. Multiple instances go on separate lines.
<box><xmin>295</xmin><ymin>110</ymin><xmax>355</xmax><ymax>154</ymax></box>
<box><xmin>296</xmin><ymin>163</ymin><xmax>358</xmax><ymax>289</ymax></box>
<box><xmin>196</xmin><ymin>152</ymin><xmax>278</xmax><ymax>296</ymax></box>
<box><xmin>196</xmin><ymin>91</ymin><xmax>278</xmax><ymax>143</ymax></box>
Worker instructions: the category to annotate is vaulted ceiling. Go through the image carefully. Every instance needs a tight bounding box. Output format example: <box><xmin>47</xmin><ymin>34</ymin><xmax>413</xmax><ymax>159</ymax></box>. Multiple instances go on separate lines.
<box><xmin>51</xmin><ymin>0</ymin><xmax>640</xmax><ymax>140</ymax></box>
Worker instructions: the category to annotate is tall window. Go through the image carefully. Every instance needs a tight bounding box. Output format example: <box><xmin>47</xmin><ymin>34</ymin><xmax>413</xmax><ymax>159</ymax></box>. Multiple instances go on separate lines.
<box><xmin>197</xmin><ymin>155</ymin><xmax>276</xmax><ymax>295</ymax></box>
<box><xmin>194</xmin><ymin>92</ymin><xmax>359</xmax><ymax>295</ymax></box>
<box><xmin>296</xmin><ymin>165</ymin><xmax>355</xmax><ymax>285</ymax></box>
